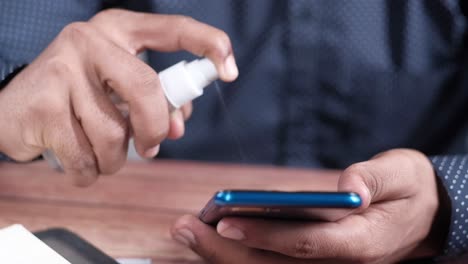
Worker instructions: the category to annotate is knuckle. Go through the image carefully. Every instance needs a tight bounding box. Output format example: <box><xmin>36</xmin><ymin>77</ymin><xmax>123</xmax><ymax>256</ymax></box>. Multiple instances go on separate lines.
<box><xmin>34</xmin><ymin>60</ymin><xmax>72</xmax><ymax>114</ymax></box>
<box><xmin>346</xmin><ymin>162</ymin><xmax>369</xmax><ymax>175</ymax></box>
<box><xmin>345</xmin><ymin>162</ymin><xmax>382</xmax><ymax>197</ymax></box>
<box><xmin>388</xmin><ymin>149</ymin><xmax>414</xmax><ymax>165</ymax></box>
<box><xmin>95</xmin><ymin>121</ymin><xmax>128</xmax><ymax>175</ymax></box>
<box><xmin>72</xmin><ymin>153</ymin><xmax>98</xmax><ymax>173</ymax></box>
<box><xmin>148</xmin><ymin>126</ymin><xmax>169</xmax><ymax>145</ymax></box>
<box><xmin>93</xmin><ymin>8</ymin><xmax>126</xmax><ymax>20</ymax></box>
<box><xmin>366</xmin><ymin>171</ymin><xmax>381</xmax><ymax>199</ymax></box>
<box><xmin>47</xmin><ymin>98</ymin><xmax>68</xmax><ymax>119</ymax></box>
<box><xmin>126</xmin><ymin>63</ymin><xmax>158</xmax><ymax>92</ymax></box>
<box><xmin>212</xmin><ymin>31</ymin><xmax>232</xmax><ymax>55</ymax></box>
<box><xmin>43</xmin><ymin>59</ymin><xmax>74</xmax><ymax>82</ymax></box>
<box><xmin>104</xmin><ymin>123</ymin><xmax>128</xmax><ymax>147</ymax></box>
<box><xmin>39</xmin><ymin>96</ymin><xmax>67</xmax><ymax>119</ymax></box>
<box><xmin>138</xmin><ymin>122</ymin><xmax>169</xmax><ymax>150</ymax></box>
<box><xmin>90</xmin><ymin>8</ymin><xmax>132</xmax><ymax>29</ymax></box>
<box><xmin>174</xmin><ymin>15</ymin><xmax>196</xmax><ymax>28</ymax></box>
<box><xmin>30</xmin><ymin>80</ymin><xmax>68</xmax><ymax>119</ymax></box>
<box><xmin>134</xmin><ymin>122</ymin><xmax>168</xmax><ymax>152</ymax></box>
<box><xmin>60</xmin><ymin>22</ymin><xmax>93</xmax><ymax>44</ymax></box>
<box><xmin>100</xmin><ymin>158</ymin><xmax>125</xmax><ymax>175</ymax></box>
<box><xmin>101</xmin><ymin>138</ymin><xmax>128</xmax><ymax>175</ymax></box>
<box><xmin>135</xmin><ymin>66</ymin><xmax>158</xmax><ymax>90</ymax></box>
<box><xmin>128</xmin><ymin>65</ymin><xmax>162</xmax><ymax>101</ymax></box>
<box><xmin>66</xmin><ymin>155</ymin><xmax>99</xmax><ymax>187</ymax></box>
<box><xmin>344</xmin><ymin>162</ymin><xmax>371</xmax><ymax>182</ymax></box>
<box><xmin>375</xmin><ymin>149</ymin><xmax>428</xmax><ymax>186</ymax></box>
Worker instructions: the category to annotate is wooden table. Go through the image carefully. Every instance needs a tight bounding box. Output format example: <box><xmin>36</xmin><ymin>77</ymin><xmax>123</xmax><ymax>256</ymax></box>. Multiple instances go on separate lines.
<box><xmin>0</xmin><ymin>160</ymin><xmax>339</xmax><ymax>263</ymax></box>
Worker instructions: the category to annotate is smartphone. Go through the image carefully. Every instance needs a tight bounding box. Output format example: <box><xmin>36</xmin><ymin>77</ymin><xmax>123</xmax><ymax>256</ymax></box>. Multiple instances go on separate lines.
<box><xmin>199</xmin><ymin>190</ymin><xmax>362</xmax><ymax>225</ymax></box>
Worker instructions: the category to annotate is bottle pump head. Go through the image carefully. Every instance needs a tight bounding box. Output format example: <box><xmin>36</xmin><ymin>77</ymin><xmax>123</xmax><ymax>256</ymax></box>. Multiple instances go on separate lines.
<box><xmin>159</xmin><ymin>58</ymin><xmax>218</xmax><ymax>109</ymax></box>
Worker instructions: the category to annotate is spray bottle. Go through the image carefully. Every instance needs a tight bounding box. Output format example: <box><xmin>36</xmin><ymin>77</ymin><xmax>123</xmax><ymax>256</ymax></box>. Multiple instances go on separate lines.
<box><xmin>43</xmin><ymin>58</ymin><xmax>219</xmax><ymax>170</ymax></box>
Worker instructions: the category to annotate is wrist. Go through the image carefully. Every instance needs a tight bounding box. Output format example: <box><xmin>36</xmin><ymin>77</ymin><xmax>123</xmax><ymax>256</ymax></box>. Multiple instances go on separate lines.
<box><xmin>409</xmin><ymin>160</ymin><xmax>451</xmax><ymax>259</ymax></box>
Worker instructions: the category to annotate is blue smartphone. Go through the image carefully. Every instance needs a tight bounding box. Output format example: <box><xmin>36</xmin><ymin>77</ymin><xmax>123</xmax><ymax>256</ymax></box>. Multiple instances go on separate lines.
<box><xmin>199</xmin><ymin>190</ymin><xmax>362</xmax><ymax>225</ymax></box>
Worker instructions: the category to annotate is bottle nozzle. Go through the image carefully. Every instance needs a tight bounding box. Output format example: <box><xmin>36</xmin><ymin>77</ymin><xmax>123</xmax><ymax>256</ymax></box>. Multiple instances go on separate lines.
<box><xmin>185</xmin><ymin>58</ymin><xmax>218</xmax><ymax>89</ymax></box>
<box><xmin>159</xmin><ymin>58</ymin><xmax>219</xmax><ymax>109</ymax></box>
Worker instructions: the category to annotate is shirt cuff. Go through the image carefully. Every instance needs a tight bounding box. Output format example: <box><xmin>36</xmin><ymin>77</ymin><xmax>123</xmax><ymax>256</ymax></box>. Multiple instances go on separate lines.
<box><xmin>431</xmin><ymin>155</ymin><xmax>468</xmax><ymax>257</ymax></box>
<box><xmin>0</xmin><ymin>62</ymin><xmax>26</xmax><ymax>88</ymax></box>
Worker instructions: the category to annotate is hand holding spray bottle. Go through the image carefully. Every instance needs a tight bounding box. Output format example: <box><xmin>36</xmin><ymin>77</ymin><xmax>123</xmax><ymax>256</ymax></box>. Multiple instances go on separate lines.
<box><xmin>43</xmin><ymin>58</ymin><xmax>220</xmax><ymax>170</ymax></box>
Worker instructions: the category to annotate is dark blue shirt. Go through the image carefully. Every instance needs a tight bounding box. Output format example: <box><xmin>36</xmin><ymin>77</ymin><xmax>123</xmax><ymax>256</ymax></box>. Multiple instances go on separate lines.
<box><xmin>1</xmin><ymin>0</ymin><xmax>468</xmax><ymax>258</ymax></box>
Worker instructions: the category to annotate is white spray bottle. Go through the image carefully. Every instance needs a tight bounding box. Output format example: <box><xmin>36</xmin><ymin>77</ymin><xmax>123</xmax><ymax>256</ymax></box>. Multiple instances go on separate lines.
<box><xmin>43</xmin><ymin>58</ymin><xmax>219</xmax><ymax>170</ymax></box>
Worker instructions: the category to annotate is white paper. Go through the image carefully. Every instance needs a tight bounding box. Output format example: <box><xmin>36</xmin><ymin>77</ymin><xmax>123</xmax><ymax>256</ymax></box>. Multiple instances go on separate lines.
<box><xmin>117</xmin><ymin>258</ymin><xmax>152</xmax><ymax>264</ymax></box>
<box><xmin>0</xmin><ymin>224</ymin><xmax>71</xmax><ymax>264</ymax></box>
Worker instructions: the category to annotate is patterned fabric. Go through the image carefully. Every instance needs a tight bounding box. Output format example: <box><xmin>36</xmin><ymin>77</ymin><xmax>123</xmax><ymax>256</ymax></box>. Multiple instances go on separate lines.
<box><xmin>1</xmin><ymin>0</ymin><xmax>468</xmax><ymax>258</ymax></box>
<box><xmin>432</xmin><ymin>156</ymin><xmax>468</xmax><ymax>257</ymax></box>
<box><xmin>146</xmin><ymin>0</ymin><xmax>468</xmax><ymax>168</ymax></box>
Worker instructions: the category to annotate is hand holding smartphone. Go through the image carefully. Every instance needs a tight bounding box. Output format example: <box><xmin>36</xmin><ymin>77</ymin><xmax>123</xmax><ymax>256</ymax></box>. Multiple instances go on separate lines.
<box><xmin>199</xmin><ymin>190</ymin><xmax>362</xmax><ymax>225</ymax></box>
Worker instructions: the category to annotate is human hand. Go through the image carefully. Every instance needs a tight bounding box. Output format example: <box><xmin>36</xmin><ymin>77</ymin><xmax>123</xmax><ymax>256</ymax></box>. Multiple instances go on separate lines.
<box><xmin>0</xmin><ymin>9</ymin><xmax>238</xmax><ymax>186</ymax></box>
<box><xmin>171</xmin><ymin>149</ymin><xmax>448</xmax><ymax>263</ymax></box>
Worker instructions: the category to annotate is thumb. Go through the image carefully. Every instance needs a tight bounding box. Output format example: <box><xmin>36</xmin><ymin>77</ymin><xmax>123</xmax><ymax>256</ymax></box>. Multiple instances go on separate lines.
<box><xmin>171</xmin><ymin>215</ymin><xmax>247</xmax><ymax>263</ymax></box>
<box><xmin>337</xmin><ymin>162</ymin><xmax>373</xmax><ymax>210</ymax></box>
<box><xmin>338</xmin><ymin>149</ymin><xmax>422</xmax><ymax>210</ymax></box>
<box><xmin>171</xmin><ymin>215</ymin><xmax>304</xmax><ymax>264</ymax></box>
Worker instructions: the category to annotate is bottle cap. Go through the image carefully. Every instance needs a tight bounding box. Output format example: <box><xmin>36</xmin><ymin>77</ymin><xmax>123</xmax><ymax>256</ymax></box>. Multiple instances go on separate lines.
<box><xmin>159</xmin><ymin>58</ymin><xmax>218</xmax><ymax>109</ymax></box>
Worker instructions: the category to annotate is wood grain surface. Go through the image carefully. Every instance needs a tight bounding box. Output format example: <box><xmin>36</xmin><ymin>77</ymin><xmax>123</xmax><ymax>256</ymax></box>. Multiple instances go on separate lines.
<box><xmin>0</xmin><ymin>160</ymin><xmax>339</xmax><ymax>263</ymax></box>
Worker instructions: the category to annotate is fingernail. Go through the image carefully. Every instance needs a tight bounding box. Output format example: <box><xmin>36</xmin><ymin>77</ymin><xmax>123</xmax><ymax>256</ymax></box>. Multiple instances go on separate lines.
<box><xmin>224</xmin><ymin>55</ymin><xmax>238</xmax><ymax>80</ymax></box>
<box><xmin>144</xmin><ymin>145</ymin><xmax>160</xmax><ymax>158</ymax></box>
<box><xmin>173</xmin><ymin>228</ymin><xmax>196</xmax><ymax>246</ymax></box>
<box><xmin>217</xmin><ymin>221</ymin><xmax>245</xmax><ymax>241</ymax></box>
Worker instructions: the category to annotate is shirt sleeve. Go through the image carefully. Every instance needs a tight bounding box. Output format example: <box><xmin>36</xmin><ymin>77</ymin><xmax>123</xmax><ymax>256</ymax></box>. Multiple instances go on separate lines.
<box><xmin>431</xmin><ymin>155</ymin><xmax>468</xmax><ymax>257</ymax></box>
<box><xmin>0</xmin><ymin>1</ymin><xmax>103</xmax><ymax>65</ymax></box>
<box><xmin>0</xmin><ymin>62</ymin><xmax>23</xmax><ymax>84</ymax></box>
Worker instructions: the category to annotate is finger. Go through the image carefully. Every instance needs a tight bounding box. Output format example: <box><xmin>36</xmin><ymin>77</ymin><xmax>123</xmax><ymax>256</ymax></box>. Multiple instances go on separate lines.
<box><xmin>167</xmin><ymin>110</ymin><xmax>185</xmax><ymax>140</ymax></box>
<box><xmin>88</xmin><ymin>31</ymin><xmax>169</xmax><ymax>158</ymax></box>
<box><xmin>90</xmin><ymin>9</ymin><xmax>238</xmax><ymax>81</ymax></box>
<box><xmin>215</xmin><ymin>217</ymin><xmax>369</xmax><ymax>260</ymax></box>
<box><xmin>180</xmin><ymin>102</ymin><xmax>193</xmax><ymax>121</ymax></box>
<box><xmin>337</xmin><ymin>149</ymin><xmax>424</xmax><ymax>208</ymax></box>
<box><xmin>172</xmin><ymin>215</ymin><xmax>251</xmax><ymax>264</ymax></box>
<box><xmin>171</xmin><ymin>215</ymin><xmax>304</xmax><ymax>264</ymax></box>
<box><xmin>31</xmin><ymin>62</ymin><xmax>100</xmax><ymax>186</ymax></box>
<box><xmin>44</xmin><ymin>108</ymin><xmax>99</xmax><ymax>187</ymax></box>
<box><xmin>70</xmin><ymin>75</ymin><xmax>129</xmax><ymax>175</ymax></box>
